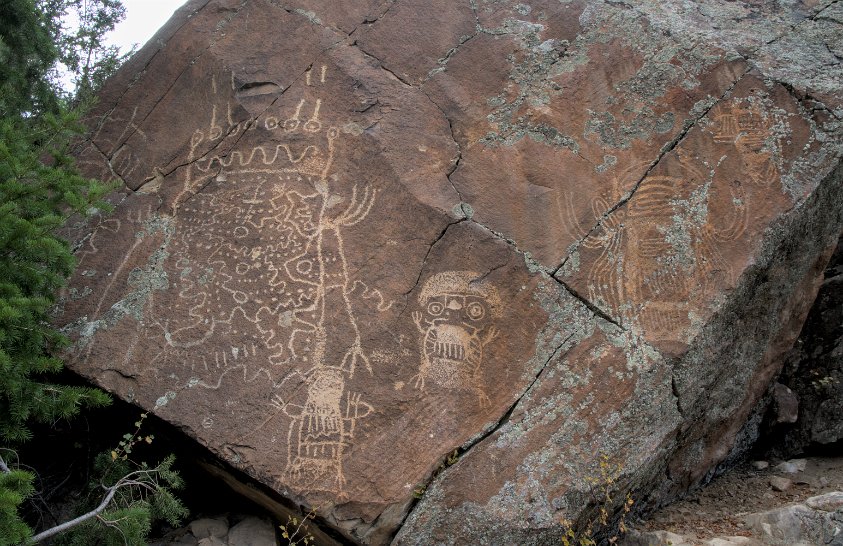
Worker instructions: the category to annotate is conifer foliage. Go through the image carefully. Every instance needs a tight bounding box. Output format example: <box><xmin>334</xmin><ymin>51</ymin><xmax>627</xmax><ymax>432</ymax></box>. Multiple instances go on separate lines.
<box><xmin>0</xmin><ymin>107</ymin><xmax>114</xmax><ymax>445</ymax></box>
<box><xmin>0</xmin><ymin>1</ymin><xmax>186</xmax><ymax>543</ymax></box>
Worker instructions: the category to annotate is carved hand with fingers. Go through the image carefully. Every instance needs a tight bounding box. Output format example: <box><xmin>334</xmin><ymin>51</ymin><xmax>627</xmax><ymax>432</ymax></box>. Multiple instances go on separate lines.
<box><xmin>483</xmin><ymin>326</ymin><xmax>500</xmax><ymax>345</ymax></box>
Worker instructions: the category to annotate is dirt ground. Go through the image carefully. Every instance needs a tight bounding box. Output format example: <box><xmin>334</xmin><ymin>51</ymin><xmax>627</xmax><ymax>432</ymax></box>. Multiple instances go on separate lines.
<box><xmin>633</xmin><ymin>456</ymin><xmax>843</xmax><ymax>541</ymax></box>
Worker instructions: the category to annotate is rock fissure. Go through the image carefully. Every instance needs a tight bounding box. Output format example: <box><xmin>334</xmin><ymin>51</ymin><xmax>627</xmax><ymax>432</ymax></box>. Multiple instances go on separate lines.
<box><xmin>671</xmin><ymin>375</ymin><xmax>684</xmax><ymax>418</ymax></box>
<box><xmin>423</xmin><ymin>32</ymin><xmax>480</xmax><ymax>82</ymax></box>
<box><xmin>440</xmin><ymin>106</ymin><xmax>467</xmax><ymax>205</ymax></box>
<box><xmin>154</xmin><ymin>113</ymin><xmax>256</xmax><ymax>185</ymax></box>
<box><xmin>809</xmin><ymin>0</ymin><xmax>842</xmax><ymax>22</ymax></box>
<box><xmin>401</xmin><ymin>217</ymin><xmax>468</xmax><ymax>299</ymax></box>
<box><xmin>780</xmin><ymin>80</ymin><xmax>843</xmax><ymax>122</ymax></box>
<box><xmin>480</xmin><ymin>330</ymin><xmax>576</xmax><ymax>437</ymax></box>
<box><xmin>761</xmin><ymin>0</ymin><xmax>842</xmax><ymax>49</ymax></box>
<box><xmin>272</xmin><ymin>0</ymin><xmax>364</xmax><ymax>42</ymax></box>
<box><xmin>278</xmin><ymin>5</ymin><xmax>324</xmax><ymax>28</ymax></box>
<box><xmin>133</xmin><ymin>169</ymin><xmax>164</xmax><ymax>194</ymax></box>
<box><xmin>178</xmin><ymin>163</ymin><xmax>223</xmax><ymax>210</ymax></box>
<box><xmin>361</xmin><ymin>0</ymin><xmax>397</xmax><ymax>27</ymax></box>
<box><xmin>826</xmin><ymin>42</ymin><xmax>843</xmax><ymax>62</ymax></box>
<box><xmin>552</xmin><ymin>277</ymin><xmax>624</xmax><ymax>330</ymax></box>
<box><xmin>392</xmin><ymin>329</ymin><xmax>576</xmax><ymax>539</ymax></box>
<box><xmin>468</xmin><ymin>259</ymin><xmax>509</xmax><ymax>287</ymax></box>
<box><xmin>103</xmin><ymin>367</ymin><xmax>139</xmax><ymax>380</ymax></box>
<box><xmin>466</xmin><ymin>217</ymin><xmax>540</xmax><ymax>266</ymax></box>
<box><xmin>88</xmin><ymin>140</ymin><xmax>128</xmax><ymax>188</ymax></box>
<box><xmin>356</xmin><ymin>43</ymin><xmax>415</xmax><ymax>87</ymax></box>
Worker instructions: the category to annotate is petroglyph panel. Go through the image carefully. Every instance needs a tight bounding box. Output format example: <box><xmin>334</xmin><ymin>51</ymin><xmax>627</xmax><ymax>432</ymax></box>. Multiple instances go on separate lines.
<box><xmin>557</xmin><ymin>76</ymin><xmax>815</xmax><ymax>355</ymax></box>
<box><xmin>59</xmin><ymin>47</ymin><xmax>549</xmax><ymax>524</ymax></box>
<box><xmin>60</xmin><ymin>1</ymin><xmax>842</xmax><ymax>543</ymax></box>
<box><xmin>133</xmin><ymin>68</ymin><xmax>398</xmax><ymax>496</ymax></box>
<box><xmin>145</xmin><ymin>68</ymin><xmax>382</xmax><ymax>395</ymax></box>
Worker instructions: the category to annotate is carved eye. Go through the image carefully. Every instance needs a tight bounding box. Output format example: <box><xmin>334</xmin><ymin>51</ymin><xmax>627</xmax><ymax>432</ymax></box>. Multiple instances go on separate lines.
<box><xmin>427</xmin><ymin>301</ymin><xmax>444</xmax><ymax>315</ymax></box>
<box><xmin>466</xmin><ymin>302</ymin><xmax>485</xmax><ymax>320</ymax></box>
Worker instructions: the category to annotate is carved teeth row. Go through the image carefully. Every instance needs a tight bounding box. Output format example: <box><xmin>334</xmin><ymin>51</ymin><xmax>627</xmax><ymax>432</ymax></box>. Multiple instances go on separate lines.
<box><xmin>433</xmin><ymin>342</ymin><xmax>466</xmax><ymax>361</ymax></box>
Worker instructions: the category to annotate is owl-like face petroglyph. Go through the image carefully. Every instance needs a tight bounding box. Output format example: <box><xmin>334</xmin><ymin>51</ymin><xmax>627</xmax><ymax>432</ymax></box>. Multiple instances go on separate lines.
<box><xmin>422</xmin><ymin>293</ymin><xmax>490</xmax><ymax>377</ymax></box>
<box><xmin>412</xmin><ymin>272</ymin><xmax>501</xmax><ymax>398</ymax></box>
<box><xmin>422</xmin><ymin>291</ymin><xmax>493</xmax><ymax>333</ymax></box>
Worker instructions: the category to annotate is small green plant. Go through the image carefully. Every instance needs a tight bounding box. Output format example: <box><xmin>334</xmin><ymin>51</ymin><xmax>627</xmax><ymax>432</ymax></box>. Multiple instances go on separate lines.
<box><xmin>110</xmin><ymin>413</ymin><xmax>154</xmax><ymax>461</ymax></box>
<box><xmin>279</xmin><ymin>508</ymin><xmax>316</xmax><ymax>546</ymax></box>
<box><xmin>809</xmin><ymin>369</ymin><xmax>840</xmax><ymax>392</ymax></box>
<box><xmin>42</xmin><ymin>414</ymin><xmax>188</xmax><ymax>545</ymax></box>
<box><xmin>411</xmin><ymin>449</ymin><xmax>460</xmax><ymax>500</ymax></box>
<box><xmin>560</xmin><ymin>454</ymin><xmax>634</xmax><ymax>546</ymax></box>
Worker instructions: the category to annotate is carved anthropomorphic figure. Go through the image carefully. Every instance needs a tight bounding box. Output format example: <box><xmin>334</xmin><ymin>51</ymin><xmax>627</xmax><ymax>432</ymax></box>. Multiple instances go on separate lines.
<box><xmin>711</xmin><ymin>98</ymin><xmax>779</xmax><ymax>187</ymax></box>
<box><xmin>279</xmin><ymin>329</ymin><xmax>372</xmax><ymax>496</ymax></box>
<box><xmin>412</xmin><ymin>271</ymin><xmax>501</xmax><ymax>405</ymax></box>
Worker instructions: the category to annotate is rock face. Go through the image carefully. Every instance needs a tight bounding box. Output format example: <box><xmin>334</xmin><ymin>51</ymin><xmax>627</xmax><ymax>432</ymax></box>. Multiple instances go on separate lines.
<box><xmin>764</xmin><ymin>234</ymin><xmax>843</xmax><ymax>457</ymax></box>
<box><xmin>59</xmin><ymin>0</ymin><xmax>843</xmax><ymax>544</ymax></box>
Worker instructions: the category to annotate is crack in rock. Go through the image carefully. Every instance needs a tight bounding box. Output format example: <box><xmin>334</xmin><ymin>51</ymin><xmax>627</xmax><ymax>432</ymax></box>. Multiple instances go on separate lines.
<box><xmin>401</xmin><ymin>217</ymin><xmax>467</xmax><ymax>300</ymax></box>
<box><xmin>394</xmin><ymin>328</ymin><xmax>577</xmax><ymax>537</ymax></box>
<box><xmin>552</xmin><ymin>277</ymin><xmax>624</xmax><ymax>329</ymax></box>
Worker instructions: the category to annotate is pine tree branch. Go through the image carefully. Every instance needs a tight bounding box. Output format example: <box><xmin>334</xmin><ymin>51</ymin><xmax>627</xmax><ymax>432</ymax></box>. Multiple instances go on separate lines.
<box><xmin>0</xmin><ymin>454</ymin><xmax>11</xmax><ymax>474</ymax></box>
<box><xmin>30</xmin><ymin>484</ymin><xmax>117</xmax><ymax>542</ymax></box>
<box><xmin>29</xmin><ymin>468</ymin><xmax>158</xmax><ymax>543</ymax></box>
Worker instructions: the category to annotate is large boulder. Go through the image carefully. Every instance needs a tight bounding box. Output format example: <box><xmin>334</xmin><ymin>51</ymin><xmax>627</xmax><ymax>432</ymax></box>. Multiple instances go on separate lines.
<box><xmin>58</xmin><ymin>0</ymin><xmax>843</xmax><ymax>543</ymax></box>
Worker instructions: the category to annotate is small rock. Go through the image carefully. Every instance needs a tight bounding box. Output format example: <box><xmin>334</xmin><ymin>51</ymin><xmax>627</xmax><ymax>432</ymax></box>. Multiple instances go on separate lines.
<box><xmin>752</xmin><ymin>460</ymin><xmax>769</xmax><ymax>470</ymax></box>
<box><xmin>150</xmin><ymin>528</ymin><xmax>193</xmax><ymax>546</ymax></box>
<box><xmin>172</xmin><ymin>534</ymin><xmax>198</xmax><ymax>546</ymax></box>
<box><xmin>770</xmin><ymin>476</ymin><xmax>792</xmax><ymax>492</ymax></box>
<box><xmin>197</xmin><ymin>538</ymin><xmax>226</xmax><ymax>546</ymax></box>
<box><xmin>788</xmin><ymin>458</ymin><xmax>808</xmax><ymax>472</ymax></box>
<box><xmin>705</xmin><ymin>537</ymin><xmax>763</xmax><ymax>545</ymax></box>
<box><xmin>624</xmin><ymin>530</ymin><xmax>690</xmax><ymax>546</ymax></box>
<box><xmin>189</xmin><ymin>517</ymin><xmax>229</xmax><ymax>539</ymax></box>
<box><xmin>805</xmin><ymin>491</ymin><xmax>843</xmax><ymax>511</ymax></box>
<box><xmin>745</xmin><ymin>505</ymin><xmax>814</xmax><ymax>543</ymax></box>
<box><xmin>227</xmin><ymin>517</ymin><xmax>276</xmax><ymax>546</ymax></box>
<box><xmin>771</xmin><ymin>383</ymin><xmax>799</xmax><ymax>424</ymax></box>
<box><xmin>819</xmin><ymin>476</ymin><xmax>829</xmax><ymax>487</ymax></box>
<box><xmin>774</xmin><ymin>461</ymin><xmax>800</xmax><ymax>474</ymax></box>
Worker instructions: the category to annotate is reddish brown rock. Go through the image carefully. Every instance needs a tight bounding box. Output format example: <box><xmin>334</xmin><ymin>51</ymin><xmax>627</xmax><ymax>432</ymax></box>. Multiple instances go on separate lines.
<box><xmin>59</xmin><ymin>0</ymin><xmax>843</xmax><ymax>544</ymax></box>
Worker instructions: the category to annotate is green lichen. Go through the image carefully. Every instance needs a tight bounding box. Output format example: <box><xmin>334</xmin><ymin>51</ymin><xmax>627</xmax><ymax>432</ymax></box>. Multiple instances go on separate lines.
<box><xmin>478</xmin><ymin>16</ymin><xmax>582</xmax><ymax>152</ymax></box>
<box><xmin>70</xmin><ymin>214</ymin><xmax>174</xmax><ymax>347</ymax></box>
<box><xmin>584</xmin><ymin>108</ymin><xmax>675</xmax><ymax>149</ymax></box>
<box><xmin>557</xmin><ymin>250</ymin><xmax>580</xmax><ymax>276</ymax></box>
<box><xmin>293</xmin><ymin>8</ymin><xmax>322</xmax><ymax>26</ymax></box>
<box><xmin>480</xmin><ymin>3</ymin><xmax>725</xmax><ymax>157</ymax></box>
<box><xmin>155</xmin><ymin>390</ymin><xmax>177</xmax><ymax>409</ymax></box>
<box><xmin>453</xmin><ymin>202</ymin><xmax>474</xmax><ymax>219</ymax></box>
<box><xmin>595</xmin><ymin>154</ymin><xmax>618</xmax><ymax>173</ymax></box>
